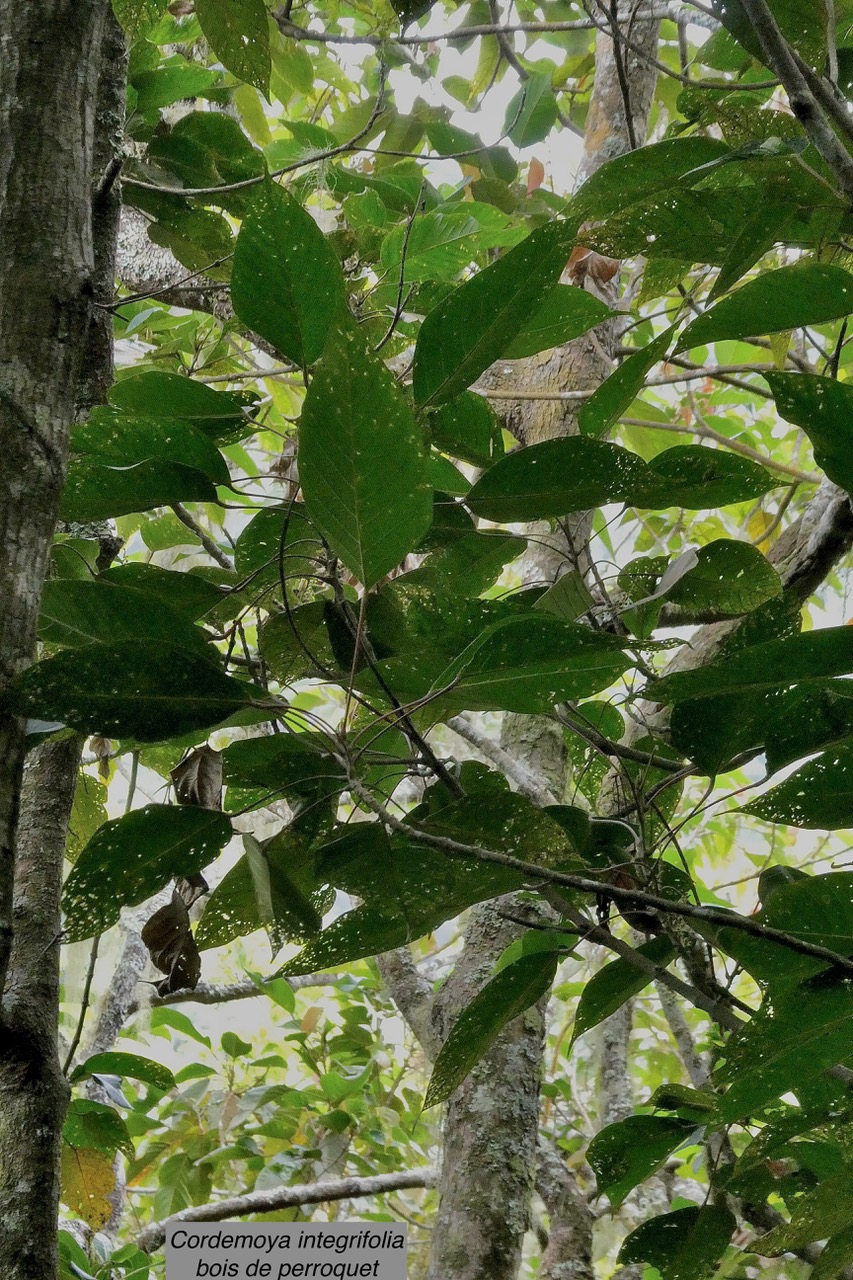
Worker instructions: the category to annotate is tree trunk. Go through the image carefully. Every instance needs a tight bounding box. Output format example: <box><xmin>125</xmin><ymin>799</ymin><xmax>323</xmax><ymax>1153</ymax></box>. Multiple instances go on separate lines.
<box><xmin>0</xmin><ymin>6</ymin><xmax>121</xmax><ymax>1275</ymax></box>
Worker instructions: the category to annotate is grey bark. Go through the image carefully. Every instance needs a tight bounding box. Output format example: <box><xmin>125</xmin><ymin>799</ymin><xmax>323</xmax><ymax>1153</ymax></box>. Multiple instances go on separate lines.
<box><xmin>0</xmin><ymin>7</ymin><xmax>122</xmax><ymax>1275</ymax></box>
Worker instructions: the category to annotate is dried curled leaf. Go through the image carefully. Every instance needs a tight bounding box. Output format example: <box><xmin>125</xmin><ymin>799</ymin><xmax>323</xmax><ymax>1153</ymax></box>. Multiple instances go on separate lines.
<box><xmin>171</xmin><ymin>744</ymin><xmax>222</xmax><ymax>809</ymax></box>
<box><xmin>141</xmin><ymin>890</ymin><xmax>202</xmax><ymax>994</ymax></box>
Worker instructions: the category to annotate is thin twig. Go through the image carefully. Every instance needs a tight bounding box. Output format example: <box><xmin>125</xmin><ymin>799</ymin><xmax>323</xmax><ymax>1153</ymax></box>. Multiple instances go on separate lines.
<box><xmin>171</xmin><ymin>504</ymin><xmax>235</xmax><ymax>571</ymax></box>
<box><xmin>63</xmin><ymin>935</ymin><xmax>101</xmax><ymax>1074</ymax></box>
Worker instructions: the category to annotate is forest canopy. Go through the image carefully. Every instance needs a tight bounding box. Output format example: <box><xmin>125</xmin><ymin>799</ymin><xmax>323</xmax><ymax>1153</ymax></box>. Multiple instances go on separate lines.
<box><xmin>5</xmin><ymin>2</ymin><xmax>853</xmax><ymax>1279</ymax></box>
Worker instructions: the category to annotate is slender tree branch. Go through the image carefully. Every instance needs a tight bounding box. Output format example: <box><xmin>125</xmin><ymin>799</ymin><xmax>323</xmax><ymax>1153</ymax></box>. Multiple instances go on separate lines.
<box><xmin>137</xmin><ymin>1170</ymin><xmax>436</xmax><ymax>1252</ymax></box>
<box><xmin>447</xmin><ymin>716</ymin><xmax>560</xmax><ymax>805</ymax></box>
<box><xmin>341</xmin><ymin>764</ymin><xmax>853</xmax><ymax>977</ymax></box>
<box><xmin>735</xmin><ymin>0</ymin><xmax>853</xmax><ymax>202</ymax></box>
<box><xmin>171</xmin><ymin>505</ymin><xmax>234</xmax><ymax>571</ymax></box>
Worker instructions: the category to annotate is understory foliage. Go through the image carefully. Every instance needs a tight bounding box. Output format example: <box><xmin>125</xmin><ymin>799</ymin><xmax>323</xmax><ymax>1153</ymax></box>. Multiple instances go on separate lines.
<box><xmin>21</xmin><ymin>0</ymin><xmax>853</xmax><ymax>1276</ymax></box>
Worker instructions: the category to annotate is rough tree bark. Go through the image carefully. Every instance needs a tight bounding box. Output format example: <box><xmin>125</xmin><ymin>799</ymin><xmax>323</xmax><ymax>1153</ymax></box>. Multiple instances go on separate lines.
<box><xmin>0</xmin><ymin>6</ymin><xmax>122</xmax><ymax>1276</ymax></box>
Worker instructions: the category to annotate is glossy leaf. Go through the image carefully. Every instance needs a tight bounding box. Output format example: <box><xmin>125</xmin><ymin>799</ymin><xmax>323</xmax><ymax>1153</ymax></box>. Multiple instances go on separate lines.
<box><xmin>571</xmin><ymin>936</ymin><xmax>676</xmax><ymax>1045</ymax></box>
<box><xmin>636</xmin><ymin>446</ymin><xmax>775</xmax><ymax>508</ymax></box>
<box><xmin>503</xmin><ymin>284</ymin><xmax>611</xmax><ymax>359</ymax></box>
<box><xmin>231</xmin><ymin>182</ymin><xmax>346</xmax><ymax>366</ymax></box>
<box><xmin>666</xmin><ymin>539</ymin><xmax>782</xmax><ymax>615</ymax></box>
<box><xmin>588</xmin><ymin>1115</ymin><xmax>697</xmax><ymax>1208</ymax></box>
<box><xmin>424</xmin><ymin>951</ymin><xmax>559</xmax><ymax>1108</ymax></box>
<box><xmin>579</xmin><ymin>327</ymin><xmax>675</xmax><ymax>438</ymax></box>
<box><xmin>766</xmin><ymin>372</ymin><xmax>853</xmax><ymax>496</ymax></box>
<box><xmin>677</xmin><ymin>263</ymin><xmax>853</xmax><ymax>351</ymax></box>
<box><xmin>618</xmin><ymin>1206</ymin><xmax>736</xmax><ymax>1280</ymax></box>
<box><xmin>467</xmin><ymin>437</ymin><xmax>648</xmax><ymax>522</ymax></box>
<box><xmin>195</xmin><ymin>0</ymin><xmax>271</xmax><ymax>95</ymax></box>
<box><xmin>434</xmin><ymin>615</ymin><xmax>632</xmax><ymax>714</ymax></box>
<box><xmin>109</xmin><ymin>373</ymin><xmax>250</xmax><ymax>441</ymax></box>
<box><xmin>413</xmin><ymin>220</ymin><xmax>576</xmax><ymax>408</ymax></box>
<box><xmin>715</xmin><ymin>976</ymin><xmax>853</xmax><ymax>1121</ymax></box>
<box><xmin>69</xmin><ymin>1053</ymin><xmax>175</xmax><ymax>1092</ymax></box>
<box><xmin>8</xmin><ymin>643</ymin><xmax>251</xmax><ymax>741</ymax></box>
<box><xmin>62</xmin><ymin>804</ymin><xmax>232</xmax><ymax>942</ymax></box>
<box><xmin>648</xmin><ymin>626</ymin><xmax>853</xmax><ymax>704</ymax></box>
<box><xmin>299</xmin><ymin>321</ymin><xmax>432</xmax><ymax>587</ymax></box>
<box><xmin>744</xmin><ymin>746</ymin><xmax>853</xmax><ymax>829</ymax></box>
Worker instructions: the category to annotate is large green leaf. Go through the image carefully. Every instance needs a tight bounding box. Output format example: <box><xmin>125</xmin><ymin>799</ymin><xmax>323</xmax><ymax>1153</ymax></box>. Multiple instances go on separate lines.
<box><xmin>61</xmin><ymin>459</ymin><xmax>216</xmax><ymax>522</ymax></box>
<box><xmin>62</xmin><ymin>805</ymin><xmax>232</xmax><ymax>942</ymax></box>
<box><xmin>231</xmin><ymin>183</ymin><xmax>347</xmax><ymax>366</ymax></box>
<box><xmin>466</xmin><ymin>438</ymin><xmax>648</xmax><ymax>522</ymax></box>
<box><xmin>70</xmin><ymin>407</ymin><xmax>229</xmax><ymax>485</ymax></box>
<box><xmin>648</xmin><ymin>626</ymin><xmax>853</xmax><ymax>703</ymax></box>
<box><xmin>69</xmin><ymin>1053</ymin><xmax>175</xmax><ymax>1092</ymax></box>
<box><xmin>571</xmin><ymin>138</ymin><xmax>731</xmax><ymax>221</ymax></box>
<box><xmin>38</xmin><ymin>580</ymin><xmax>212</xmax><ymax>653</ymax></box>
<box><xmin>677</xmin><ymin>263</ymin><xmax>853</xmax><ymax>351</ymax></box>
<box><xmin>588</xmin><ymin>1116</ymin><xmax>698</xmax><ymax>1209</ymax></box>
<box><xmin>434</xmin><ymin>616</ymin><xmax>632</xmax><ymax>715</ymax></box>
<box><xmin>109</xmin><ymin>373</ymin><xmax>250</xmax><ymax>441</ymax></box>
<box><xmin>112</xmin><ymin>0</ymin><xmax>168</xmax><ymax>38</ymax></box>
<box><xmin>502</xmin><ymin>284</ymin><xmax>611</xmax><ymax>359</ymax></box>
<box><xmin>579</xmin><ymin>327</ymin><xmax>675</xmax><ymax>438</ymax></box>
<box><xmin>279</xmin><ymin>824</ymin><xmax>526</xmax><ymax>975</ymax></box>
<box><xmin>666</xmin><ymin>540</ymin><xmax>782</xmax><ymax>615</ymax></box>
<box><xmin>618</xmin><ymin>1206</ymin><xmax>736</xmax><ymax>1280</ymax></box>
<box><xmin>233</xmin><ymin>503</ymin><xmax>324</xmax><ymax>588</ymax></box>
<box><xmin>571</xmin><ymin>936</ymin><xmax>676</xmax><ymax>1045</ymax></box>
<box><xmin>758</xmin><ymin>1179</ymin><xmax>853</xmax><ymax>1261</ymax></box>
<box><xmin>8</xmin><ymin>643</ymin><xmax>251</xmax><ymax>740</ymax></box>
<box><xmin>743</xmin><ymin>746</ymin><xmax>853</xmax><ymax>829</ymax></box>
<box><xmin>424</xmin><ymin>950</ymin><xmax>559</xmax><ymax>1108</ymax></box>
<box><xmin>97</xmin><ymin>565</ymin><xmax>223</xmax><ymax>620</ymax></box>
<box><xmin>195</xmin><ymin>0</ymin><xmax>271</xmax><ymax>95</ymax></box>
<box><xmin>413</xmin><ymin>220</ymin><xmax>576</xmax><ymax>408</ymax></box>
<box><xmin>766</xmin><ymin>372</ymin><xmax>853</xmax><ymax>496</ymax></box>
<box><xmin>715</xmin><ymin>976</ymin><xmax>853</xmax><ymax>1121</ymax></box>
<box><xmin>636</xmin><ymin>446</ymin><xmax>775</xmax><ymax>508</ymax></box>
<box><xmin>197</xmin><ymin>819</ymin><xmax>332</xmax><ymax>952</ymax></box>
<box><xmin>429</xmin><ymin>393</ymin><xmax>504</xmax><ymax>467</ymax></box>
<box><xmin>711</xmin><ymin>0</ymin><xmax>827</xmax><ymax>69</ymax></box>
<box><xmin>298</xmin><ymin>321</ymin><xmax>432</xmax><ymax>587</ymax></box>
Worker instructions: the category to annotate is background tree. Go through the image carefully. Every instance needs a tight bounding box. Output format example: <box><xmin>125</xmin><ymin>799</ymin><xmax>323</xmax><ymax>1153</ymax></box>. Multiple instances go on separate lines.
<box><xmin>5</xmin><ymin>2</ymin><xmax>853</xmax><ymax>1280</ymax></box>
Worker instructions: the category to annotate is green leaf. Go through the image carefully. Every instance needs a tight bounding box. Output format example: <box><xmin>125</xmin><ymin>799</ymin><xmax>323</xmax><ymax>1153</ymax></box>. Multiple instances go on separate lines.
<box><xmin>280</xmin><ymin>824</ymin><xmax>526</xmax><ymax>976</ymax></box>
<box><xmin>618</xmin><ymin>1206</ymin><xmax>736</xmax><ymax>1280</ymax></box>
<box><xmin>502</xmin><ymin>283</ymin><xmax>611</xmax><ymax>359</ymax></box>
<box><xmin>505</xmin><ymin>73</ymin><xmax>558</xmax><ymax>147</ymax></box>
<box><xmin>299</xmin><ymin>321</ymin><xmax>432</xmax><ymax>587</ymax></box>
<box><xmin>221</xmin><ymin>1031</ymin><xmax>253</xmax><ymax>1058</ymax></box>
<box><xmin>62</xmin><ymin>805</ymin><xmax>232</xmax><ymax>942</ymax></box>
<box><xmin>711</xmin><ymin>0</ymin><xmax>827</xmax><ymax>69</ymax></box>
<box><xmin>466</xmin><ymin>437</ymin><xmax>649</xmax><ymax>522</ymax></box>
<box><xmin>69</xmin><ymin>1053</ymin><xmax>175</xmax><ymax>1092</ymax></box>
<box><xmin>8</xmin><ymin>643</ymin><xmax>251</xmax><ymax>740</ymax></box>
<box><xmin>109</xmin><ymin>373</ymin><xmax>250</xmax><ymax>441</ymax></box>
<box><xmin>743</xmin><ymin>745</ymin><xmax>853</xmax><ymax>829</ymax></box>
<box><xmin>434</xmin><ymin>615</ymin><xmax>631</xmax><ymax>714</ymax></box>
<box><xmin>636</xmin><ymin>446</ymin><xmax>775</xmax><ymax>508</ymax></box>
<box><xmin>132</xmin><ymin>62</ymin><xmax>221</xmax><ymax>114</ymax></box>
<box><xmin>579</xmin><ymin>327</ymin><xmax>676</xmax><ymax>438</ymax></box>
<box><xmin>429</xmin><ymin>393</ymin><xmax>504</xmax><ymax>467</ymax></box>
<box><xmin>64</xmin><ymin>1100</ymin><xmax>133</xmax><ymax>1160</ymax></box>
<box><xmin>61</xmin><ymin>459</ymin><xmax>216</xmax><ymax>522</ymax></box>
<box><xmin>666</xmin><ymin>539</ymin><xmax>782</xmax><ymax>615</ymax></box>
<box><xmin>231</xmin><ymin>182</ymin><xmax>347</xmax><ymax>366</ymax></box>
<box><xmin>195</xmin><ymin>0</ymin><xmax>271</xmax><ymax>95</ymax></box>
<box><xmin>424</xmin><ymin>951</ymin><xmax>558</xmax><ymax>1108</ymax></box>
<box><xmin>220</xmin><ymin>732</ymin><xmax>341</xmax><ymax>799</ymax></box>
<box><xmin>715</xmin><ymin>976</ymin><xmax>853</xmax><ymax>1121</ymax></box>
<box><xmin>571</xmin><ymin>936</ymin><xmax>676</xmax><ymax>1045</ymax></box>
<box><xmin>709</xmin><ymin>203</ymin><xmax>794</xmax><ymax>300</ymax></box>
<box><xmin>98</xmin><ymin>564</ymin><xmax>223</xmax><ymax>620</ymax></box>
<box><xmin>149</xmin><ymin>1007</ymin><xmax>211</xmax><ymax>1048</ymax></box>
<box><xmin>588</xmin><ymin>1115</ymin><xmax>698</xmax><ymax>1208</ymax></box>
<box><xmin>233</xmin><ymin>503</ymin><xmax>324</xmax><ymax>588</ymax></box>
<box><xmin>198</xmin><ymin>823</ymin><xmax>329</xmax><ymax>954</ymax></box>
<box><xmin>413</xmin><ymin>220</ymin><xmax>576</xmax><ymax>408</ymax></box>
<box><xmin>677</xmin><ymin>263</ymin><xmax>853</xmax><ymax>351</ymax></box>
<box><xmin>112</xmin><ymin>0</ymin><xmax>168</xmax><ymax>39</ymax></box>
<box><xmin>648</xmin><ymin>626</ymin><xmax>853</xmax><ymax>704</ymax></box>
<box><xmin>766</xmin><ymin>372</ymin><xmax>853</xmax><ymax>496</ymax></box>
<box><xmin>38</xmin><ymin>580</ymin><xmax>212</xmax><ymax>653</ymax></box>
<box><xmin>572</xmin><ymin>138</ymin><xmax>731</xmax><ymax>221</ymax></box>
